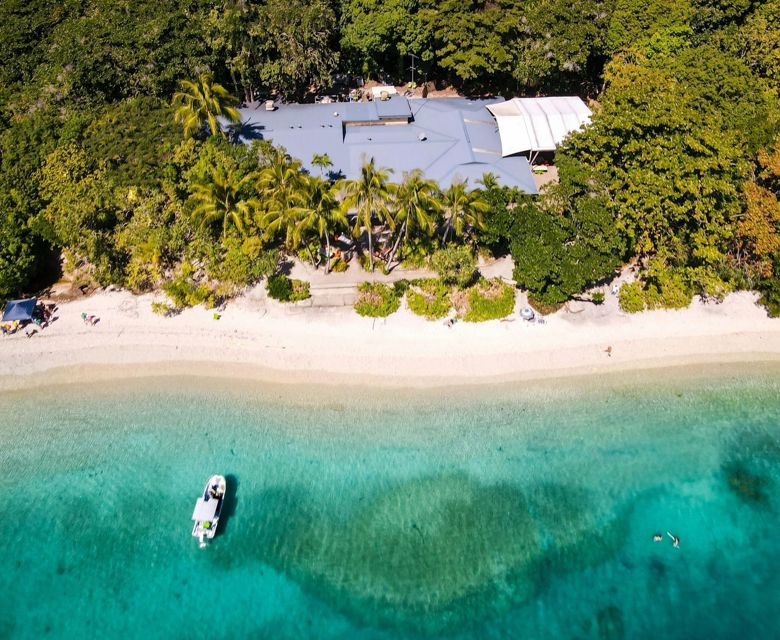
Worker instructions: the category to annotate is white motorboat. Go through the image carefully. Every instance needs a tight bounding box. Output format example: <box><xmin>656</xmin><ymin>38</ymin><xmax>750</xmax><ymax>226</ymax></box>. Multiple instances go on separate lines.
<box><xmin>192</xmin><ymin>475</ymin><xmax>226</xmax><ymax>547</ymax></box>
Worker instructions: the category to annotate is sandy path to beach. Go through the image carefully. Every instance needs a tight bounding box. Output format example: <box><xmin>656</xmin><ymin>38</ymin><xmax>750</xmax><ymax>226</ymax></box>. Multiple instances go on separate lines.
<box><xmin>1</xmin><ymin>287</ymin><xmax>779</xmax><ymax>389</ymax></box>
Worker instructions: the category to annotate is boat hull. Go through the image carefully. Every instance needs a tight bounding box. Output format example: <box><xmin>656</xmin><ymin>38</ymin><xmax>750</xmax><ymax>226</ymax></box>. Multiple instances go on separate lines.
<box><xmin>192</xmin><ymin>475</ymin><xmax>226</xmax><ymax>543</ymax></box>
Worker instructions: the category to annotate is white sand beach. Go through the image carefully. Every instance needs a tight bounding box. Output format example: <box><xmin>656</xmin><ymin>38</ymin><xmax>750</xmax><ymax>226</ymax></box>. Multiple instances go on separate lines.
<box><xmin>2</xmin><ymin>283</ymin><xmax>780</xmax><ymax>390</ymax></box>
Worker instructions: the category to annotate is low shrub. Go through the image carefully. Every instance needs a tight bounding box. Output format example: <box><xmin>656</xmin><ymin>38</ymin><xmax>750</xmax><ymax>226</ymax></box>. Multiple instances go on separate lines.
<box><xmin>210</xmin><ymin>236</ymin><xmax>278</xmax><ymax>287</ymax></box>
<box><xmin>618</xmin><ymin>281</ymin><xmax>646</xmax><ymax>313</ymax></box>
<box><xmin>527</xmin><ymin>295</ymin><xmax>565</xmax><ymax>316</ymax></box>
<box><xmin>431</xmin><ymin>246</ymin><xmax>478</xmax><ymax>287</ymax></box>
<box><xmin>687</xmin><ymin>267</ymin><xmax>732</xmax><ymax>302</ymax></box>
<box><xmin>453</xmin><ymin>278</ymin><xmax>515</xmax><ymax>322</ymax></box>
<box><xmin>151</xmin><ymin>302</ymin><xmax>177</xmax><ymax>316</ymax></box>
<box><xmin>358</xmin><ymin>253</ymin><xmax>389</xmax><ymax>274</ymax></box>
<box><xmin>407</xmin><ymin>278</ymin><xmax>452</xmax><ymax>320</ymax></box>
<box><xmin>354</xmin><ymin>282</ymin><xmax>400</xmax><ymax>317</ymax></box>
<box><xmin>267</xmin><ymin>274</ymin><xmax>311</xmax><ymax>302</ymax></box>
<box><xmin>329</xmin><ymin>257</ymin><xmax>349</xmax><ymax>273</ymax></box>
<box><xmin>591</xmin><ymin>291</ymin><xmax>605</xmax><ymax>305</ymax></box>
<box><xmin>393</xmin><ymin>279</ymin><xmax>411</xmax><ymax>297</ymax></box>
<box><xmin>161</xmin><ymin>263</ymin><xmax>214</xmax><ymax>309</ymax></box>
<box><xmin>619</xmin><ymin>265</ymin><xmax>693</xmax><ymax>313</ymax></box>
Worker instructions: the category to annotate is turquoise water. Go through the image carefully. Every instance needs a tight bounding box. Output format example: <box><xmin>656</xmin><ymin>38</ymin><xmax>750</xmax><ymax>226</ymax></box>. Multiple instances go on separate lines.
<box><xmin>1</xmin><ymin>365</ymin><xmax>779</xmax><ymax>639</ymax></box>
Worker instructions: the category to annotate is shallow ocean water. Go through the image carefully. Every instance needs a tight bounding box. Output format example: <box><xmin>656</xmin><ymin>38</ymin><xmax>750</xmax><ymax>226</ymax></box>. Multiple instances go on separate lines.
<box><xmin>1</xmin><ymin>365</ymin><xmax>779</xmax><ymax>639</ymax></box>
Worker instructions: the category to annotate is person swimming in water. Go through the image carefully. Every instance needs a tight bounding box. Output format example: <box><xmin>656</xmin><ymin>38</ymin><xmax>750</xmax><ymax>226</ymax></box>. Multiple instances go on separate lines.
<box><xmin>667</xmin><ymin>531</ymin><xmax>680</xmax><ymax>548</ymax></box>
<box><xmin>653</xmin><ymin>534</ymin><xmax>663</xmax><ymax>542</ymax></box>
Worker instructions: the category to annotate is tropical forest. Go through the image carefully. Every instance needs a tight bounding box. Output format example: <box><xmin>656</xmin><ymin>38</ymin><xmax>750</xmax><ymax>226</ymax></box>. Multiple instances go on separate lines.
<box><xmin>1</xmin><ymin>0</ymin><xmax>779</xmax><ymax>316</ymax></box>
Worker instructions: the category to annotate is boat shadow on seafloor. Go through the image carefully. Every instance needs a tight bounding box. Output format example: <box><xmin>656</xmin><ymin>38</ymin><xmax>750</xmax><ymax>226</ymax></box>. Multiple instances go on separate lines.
<box><xmin>216</xmin><ymin>474</ymin><xmax>238</xmax><ymax>537</ymax></box>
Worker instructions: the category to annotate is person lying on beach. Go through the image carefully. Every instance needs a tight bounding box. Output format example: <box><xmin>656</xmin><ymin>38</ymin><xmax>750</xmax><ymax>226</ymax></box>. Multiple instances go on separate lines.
<box><xmin>81</xmin><ymin>312</ymin><xmax>99</xmax><ymax>326</ymax></box>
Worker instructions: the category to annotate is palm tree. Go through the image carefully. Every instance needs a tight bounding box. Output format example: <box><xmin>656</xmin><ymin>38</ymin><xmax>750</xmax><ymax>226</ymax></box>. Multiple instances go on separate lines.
<box><xmin>190</xmin><ymin>165</ymin><xmax>257</xmax><ymax>238</ymax></box>
<box><xmin>256</xmin><ymin>141</ymin><xmax>291</xmax><ymax>168</ymax></box>
<box><xmin>256</xmin><ymin>157</ymin><xmax>303</xmax><ymax>206</ymax></box>
<box><xmin>477</xmin><ymin>172</ymin><xmax>499</xmax><ymax>190</ymax></box>
<box><xmin>440</xmin><ymin>180</ymin><xmax>488</xmax><ymax>243</ymax></box>
<box><xmin>173</xmin><ymin>74</ymin><xmax>241</xmax><ymax>138</ymax></box>
<box><xmin>338</xmin><ymin>158</ymin><xmax>394</xmax><ymax>271</ymax></box>
<box><xmin>291</xmin><ymin>176</ymin><xmax>347</xmax><ymax>272</ymax></box>
<box><xmin>255</xmin><ymin>156</ymin><xmax>305</xmax><ymax>246</ymax></box>
<box><xmin>386</xmin><ymin>170</ymin><xmax>441</xmax><ymax>267</ymax></box>
<box><xmin>311</xmin><ymin>153</ymin><xmax>333</xmax><ymax>179</ymax></box>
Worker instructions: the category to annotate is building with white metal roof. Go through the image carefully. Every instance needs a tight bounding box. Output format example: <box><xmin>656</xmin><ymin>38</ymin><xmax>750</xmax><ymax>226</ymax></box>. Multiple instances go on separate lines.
<box><xmin>486</xmin><ymin>97</ymin><xmax>592</xmax><ymax>157</ymax></box>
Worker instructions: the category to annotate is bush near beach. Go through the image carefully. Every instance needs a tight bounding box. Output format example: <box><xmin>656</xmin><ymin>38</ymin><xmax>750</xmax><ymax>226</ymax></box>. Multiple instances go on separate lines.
<box><xmin>407</xmin><ymin>279</ymin><xmax>452</xmax><ymax>320</ymax></box>
<box><xmin>267</xmin><ymin>275</ymin><xmax>311</xmax><ymax>303</ymax></box>
<box><xmin>354</xmin><ymin>283</ymin><xmax>400</xmax><ymax>318</ymax></box>
<box><xmin>431</xmin><ymin>246</ymin><xmax>478</xmax><ymax>288</ymax></box>
<box><xmin>453</xmin><ymin>279</ymin><xmax>516</xmax><ymax>322</ymax></box>
<box><xmin>160</xmin><ymin>263</ymin><xmax>215</xmax><ymax>310</ymax></box>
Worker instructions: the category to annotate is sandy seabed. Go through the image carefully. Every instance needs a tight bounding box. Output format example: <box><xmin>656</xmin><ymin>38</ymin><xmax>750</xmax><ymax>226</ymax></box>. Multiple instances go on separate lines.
<box><xmin>1</xmin><ymin>287</ymin><xmax>780</xmax><ymax>392</ymax></box>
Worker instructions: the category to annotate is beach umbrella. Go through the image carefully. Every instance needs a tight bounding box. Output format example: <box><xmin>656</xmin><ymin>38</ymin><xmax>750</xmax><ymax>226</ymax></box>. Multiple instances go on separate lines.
<box><xmin>519</xmin><ymin>307</ymin><xmax>535</xmax><ymax>321</ymax></box>
<box><xmin>2</xmin><ymin>298</ymin><xmax>37</xmax><ymax>323</ymax></box>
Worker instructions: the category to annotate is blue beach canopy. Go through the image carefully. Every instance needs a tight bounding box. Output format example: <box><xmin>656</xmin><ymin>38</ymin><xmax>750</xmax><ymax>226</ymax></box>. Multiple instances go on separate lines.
<box><xmin>2</xmin><ymin>298</ymin><xmax>36</xmax><ymax>322</ymax></box>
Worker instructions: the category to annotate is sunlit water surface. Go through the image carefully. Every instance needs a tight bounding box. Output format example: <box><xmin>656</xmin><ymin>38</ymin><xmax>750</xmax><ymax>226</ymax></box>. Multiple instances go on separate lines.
<box><xmin>1</xmin><ymin>365</ymin><xmax>779</xmax><ymax>639</ymax></box>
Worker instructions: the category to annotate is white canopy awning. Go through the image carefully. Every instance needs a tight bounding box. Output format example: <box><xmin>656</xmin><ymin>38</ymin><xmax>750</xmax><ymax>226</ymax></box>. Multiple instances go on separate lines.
<box><xmin>192</xmin><ymin>498</ymin><xmax>218</xmax><ymax>521</ymax></box>
<box><xmin>486</xmin><ymin>97</ymin><xmax>592</xmax><ymax>156</ymax></box>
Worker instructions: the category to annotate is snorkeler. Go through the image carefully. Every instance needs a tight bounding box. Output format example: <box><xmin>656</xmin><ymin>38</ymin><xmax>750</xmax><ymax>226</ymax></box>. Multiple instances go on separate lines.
<box><xmin>667</xmin><ymin>531</ymin><xmax>680</xmax><ymax>548</ymax></box>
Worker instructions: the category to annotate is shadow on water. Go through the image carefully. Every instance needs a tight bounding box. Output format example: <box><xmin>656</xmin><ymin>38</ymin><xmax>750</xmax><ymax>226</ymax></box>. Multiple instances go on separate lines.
<box><xmin>218</xmin><ymin>474</ymin><xmax>239</xmax><ymax>537</ymax></box>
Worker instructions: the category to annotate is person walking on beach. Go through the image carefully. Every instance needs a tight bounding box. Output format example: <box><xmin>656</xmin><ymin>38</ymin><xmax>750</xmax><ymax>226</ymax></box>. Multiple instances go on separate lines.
<box><xmin>605</xmin><ymin>346</ymin><xmax>612</xmax><ymax>357</ymax></box>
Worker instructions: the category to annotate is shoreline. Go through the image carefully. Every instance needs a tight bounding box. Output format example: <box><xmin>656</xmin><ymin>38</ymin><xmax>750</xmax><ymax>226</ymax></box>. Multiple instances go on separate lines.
<box><xmin>1</xmin><ymin>288</ymin><xmax>780</xmax><ymax>392</ymax></box>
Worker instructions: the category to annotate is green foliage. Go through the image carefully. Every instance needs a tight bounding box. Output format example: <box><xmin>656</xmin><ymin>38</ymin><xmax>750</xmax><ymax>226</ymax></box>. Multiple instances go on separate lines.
<box><xmin>329</xmin><ymin>257</ymin><xmax>349</xmax><ymax>273</ymax></box>
<box><xmin>422</xmin><ymin>0</ymin><xmax>522</xmax><ymax>89</ymax></box>
<box><xmin>340</xmin><ymin>0</ymin><xmax>432</xmax><ymax>79</ymax></box>
<box><xmin>210</xmin><ymin>237</ymin><xmax>278</xmax><ymax>287</ymax></box>
<box><xmin>455</xmin><ymin>278</ymin><xmax>515</xmax><ymax>322</ymax></box>
<box><xmin>79</xmin><ymin>98</ymin><xmax>183</xmax><ymax>188</ymax></box>
<box><xmin>161</xmin><ymin>263</ymin><xmax>214</xmax><ymax>309</ymax></box>
<box><xmin>607</xmin><ymin>0</ymin><xmax>693</xmax><ymax>54</ymax></box>
<box><xmin>406</xmin><ymin>278</ymin><xmax>452</xmax><ymax>319</ymax></box>
<box><xmin>618</xmin><ymin>281</ymin><xmax>647</xmax><ymax>313</ymax></box>
<box><xmin>252</xmin><ymin>0</ymin><xmax>338</xmax><ymax>99</ymax></box>
<box><xmin>173</xmin><ymin>74</ymin><xmax>241</xmax><ymax>139</ymax></box>
<box><xmin>151</xmin><ymin>301</ymin><xmax>177</xmax><ymax>316</ymax></box>
<box><xmin>430</xmin><ymin>246</ymin><xmax>477</xmax><ymax>288</ymax></box>
<box><xmin>476</xmin><ymin>186</ymin><xmax>525</xmax><ymax>255</ymax></box>
<box><xmin>591</xmin><ymin>291</ymin><xmax>605</xmax><ymax>304</ymax></box>
<box><xmin>392</xmin><ymin>279</ymin><xmax>411</xmax><ymax>297</ymax></box>
<box><xmin>758</xmin><ymin>254</ymin><xmax>780</xmax><ymax>317</ymax></box>
<box><xmin>266</xmin><ymin>274</ymin><xmax>310</xmax><ymax>302</ymax></box>
<box><xmin>527</xmin><ymin>295</ymin><xmax>565</xmax><ymax>316</ymax></box>
<box><xmin>340</xmin><ymin>158</ymin><xmax>394</xmax><ymax>272</ymax></box>
<box><xmin>618</xmin><ymin>263</ymin><xmax>693</xmax><ymax>312</ymax></box>
<box><xmin>354</xmin><ymin>282</ymin><xmax>400</xmax><ymax>317</ymax></box>
<box><xmin>2</xmin><ymin>0</ymin><xmax>217</xmax><ymax>110</ymax></box>
<box><xmin>511</xmin><ymin>157</ymin><xmax>624</xmax><ymax>304</ymax></box>
<box><xmin>0</xmin><ymin>221</ymin><xmax>39</xmax><ymax>298</ymax></box>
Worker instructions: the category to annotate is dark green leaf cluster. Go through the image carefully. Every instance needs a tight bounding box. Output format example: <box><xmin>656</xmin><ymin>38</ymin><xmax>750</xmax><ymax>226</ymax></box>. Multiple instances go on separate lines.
<box><xmin>267</xmin><ymin>275</ymin><xmax>311</xmax><ymax>303</ymax></box>
<box><xmin>406</xmin><ymin>278</ymin><xmax>452</xmax><ymax>320</ymax></box>
<box><xmin>459</xmin><ymin>279</ymin><xmax>516</xmax><ymax>322</ymax></box>
<box><xmin>354</xmin><ymin>282</ymin><xmax>401</xmax><ymax>317</ymax></box>
<box><xmin>430</xmin><ymin>246</ymin><xmax>478</xmax><ymax>288</ymax></box>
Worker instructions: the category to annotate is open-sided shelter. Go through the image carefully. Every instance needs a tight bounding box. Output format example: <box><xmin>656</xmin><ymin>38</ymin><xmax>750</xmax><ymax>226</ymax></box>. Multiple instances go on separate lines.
<box><xmin>2</xmin><ymin>298</ymin><xmax>37</xmax><ymax>323</ymax></box>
